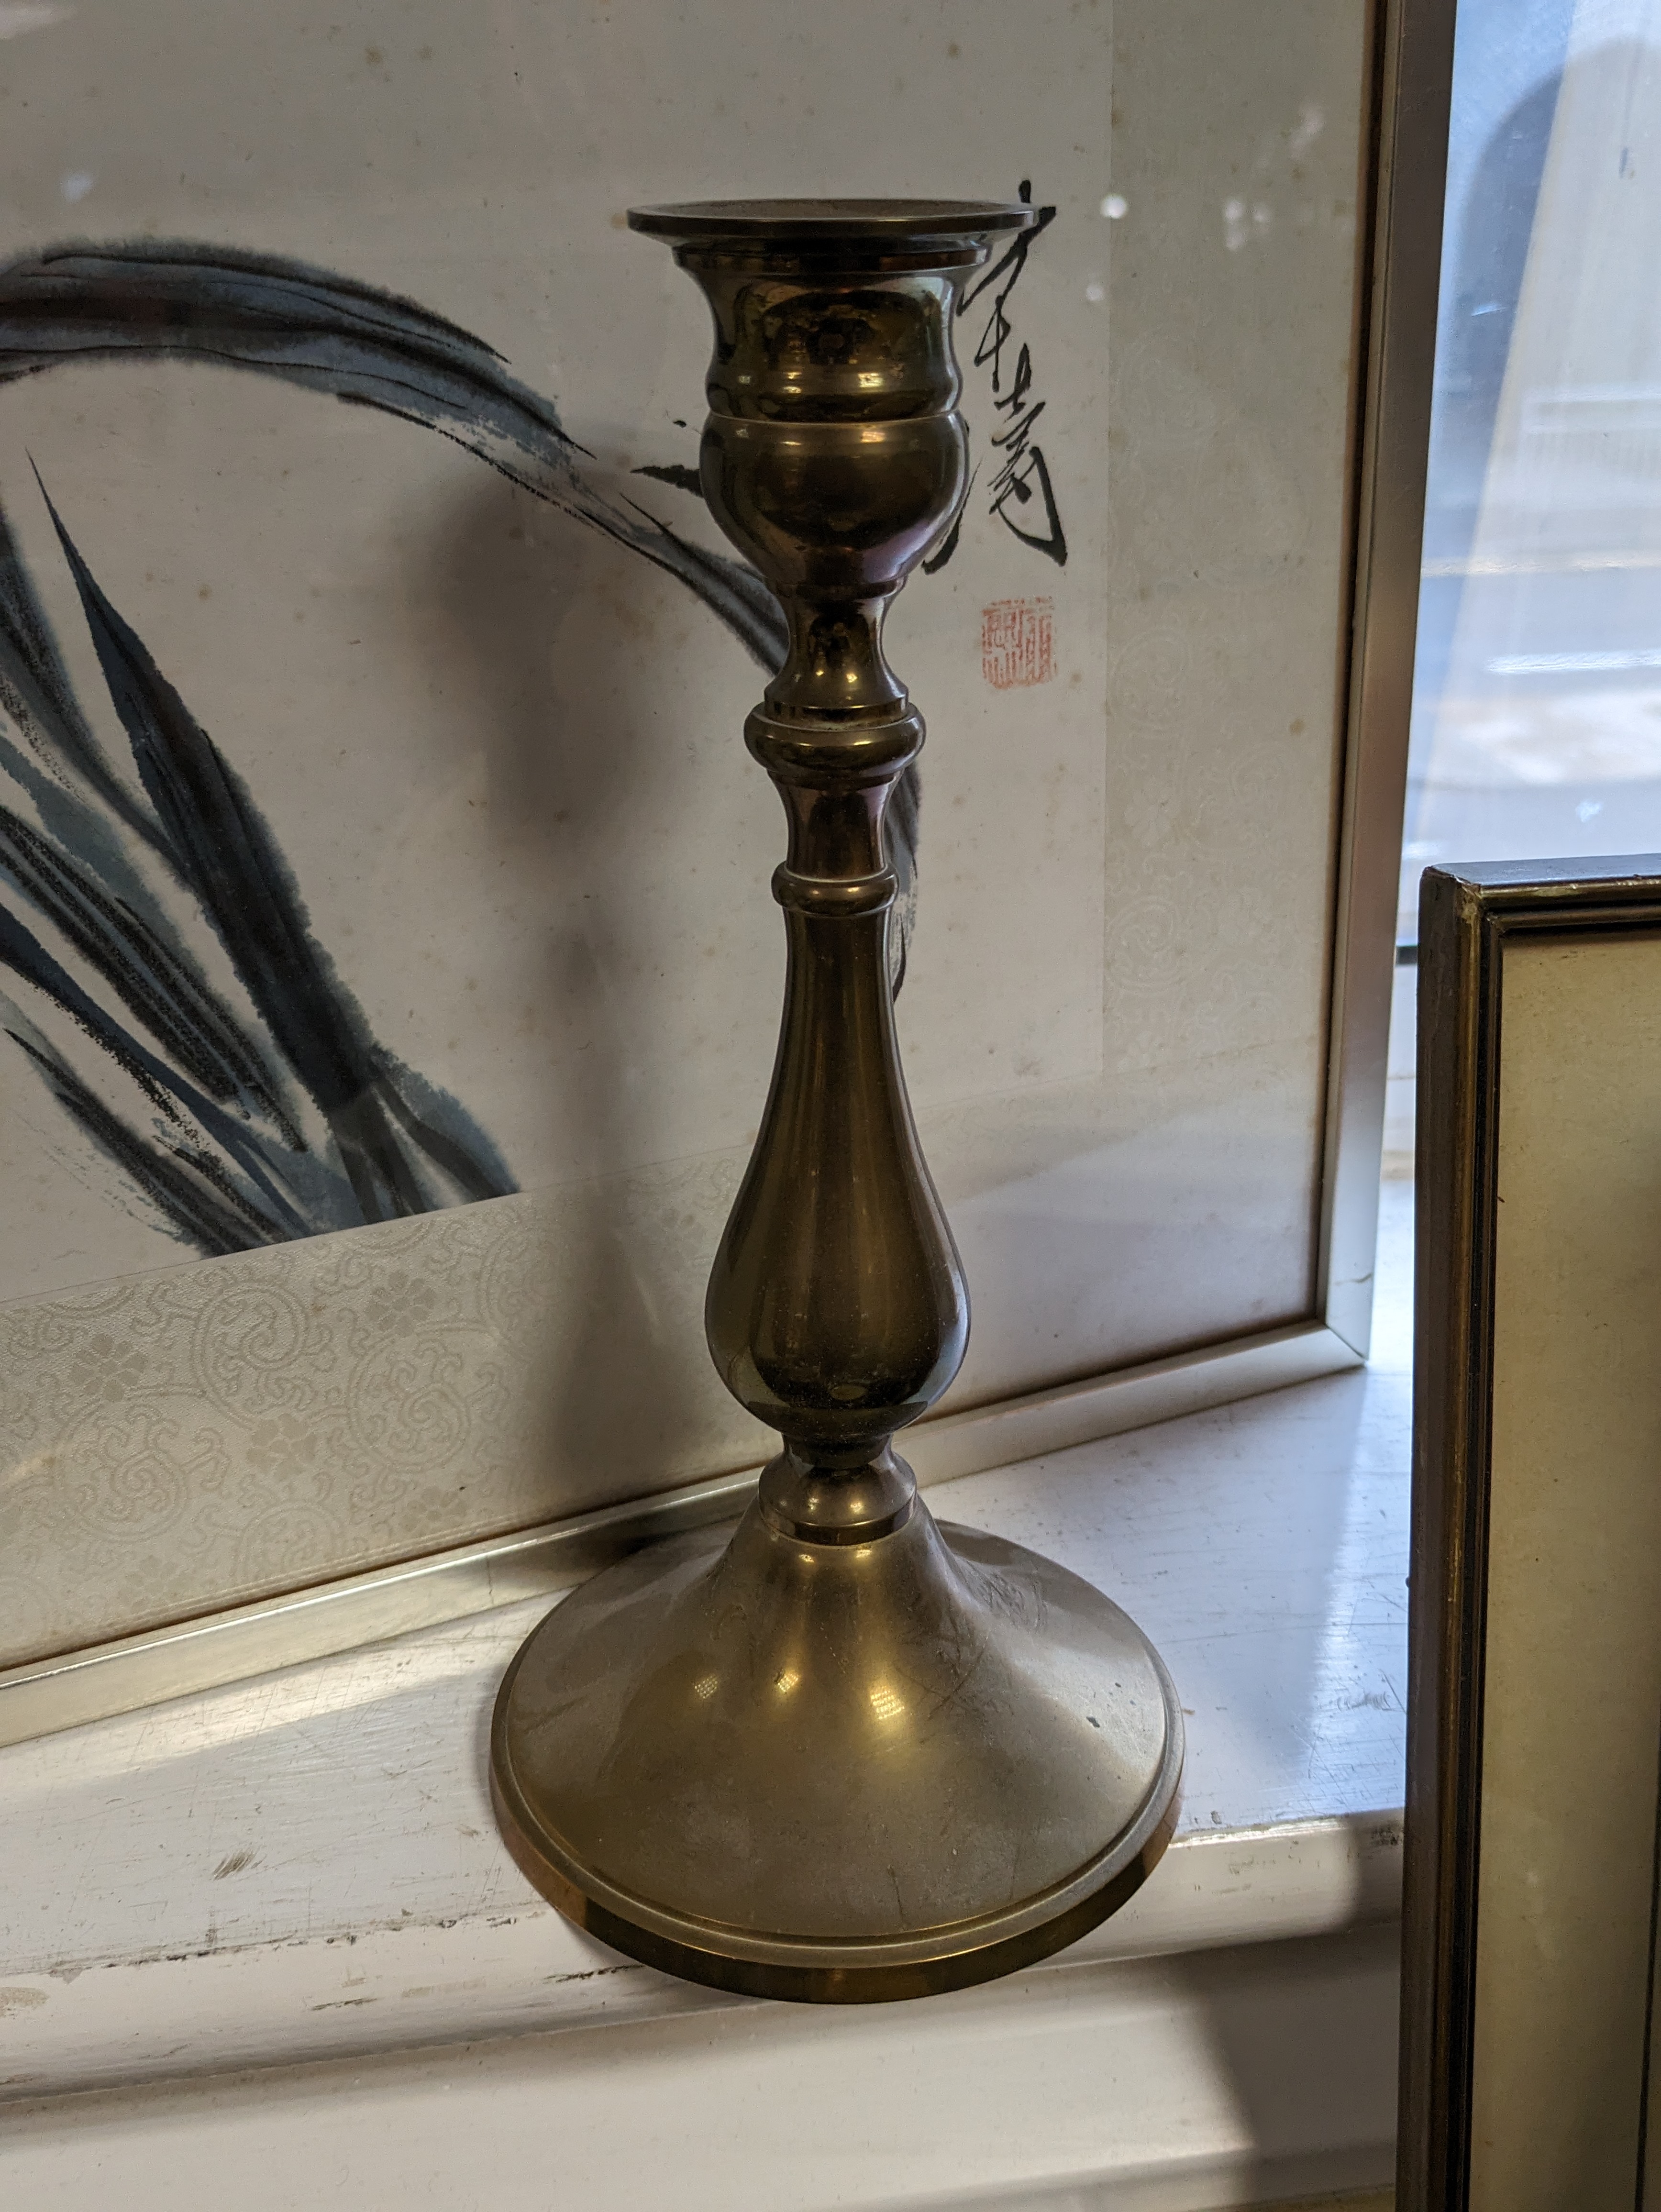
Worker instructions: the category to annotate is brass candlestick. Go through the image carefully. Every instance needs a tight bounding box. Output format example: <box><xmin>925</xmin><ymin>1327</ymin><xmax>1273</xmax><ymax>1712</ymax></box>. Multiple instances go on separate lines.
<box><xmin>490</xmin><ymin>200</ymin><xmax>1183</xmax><ymax>2002</ymax></box>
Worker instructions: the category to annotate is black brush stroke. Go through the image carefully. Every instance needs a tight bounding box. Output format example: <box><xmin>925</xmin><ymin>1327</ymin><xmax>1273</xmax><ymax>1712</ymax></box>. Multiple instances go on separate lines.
<box><xmin>920</xmin><ymin>512</ymin><xmax>964</xmax><ymax>577</ymax></box>
<box><xmin>0</xmin><ymin>244</ymin><xmax>919</xmax><ymax>954</ymax></box>
<box><xmin>2</xmin><ymin>1007</ymin><xmax>279</xmax><ymax>1253</ymax></box>
<box><xmin>0</xmin><ymin>241</ymin><xmax>920</xmax><ymax>1252</ymax></box>
<box><xmin>0</xmin><ymin>715</ymin><xmax>357</xmax><ymax>1234</ymax></box>
<box><xmin>373</xmin><ymin>1050</ymin><xmax>515</xmax><ymax>1208</ymax></box>
<box><xmin>0</xmin><ymin>896</ymin><xmax>312</xmax><ymax>1236</ymax></box>
<box><xmin>0</xmin><ymin>800</ymin><xmax>302</xmax><ymax>1140</ymax></box>
<box><xmin>0</xmin><ymin>242</ymin><xmax>919</xmax><ymax>994</ymax></box>
<box><xmin>0</xmin><ymin>895</ymin><xmax>179</xmax><ymax>1123</ymax></box>
<box><xmin>0</xmin><ymin>493</ymin><xmax>307</xmax><ymax>1134</ymax></box>
<box><xmin>632</xmin><ymin>462</ymin><xmax>703</xmax><ymax>496</ymax></box>
<box><xmin>0</xmin><ymin>242</ymin><xmax>788</xmax><ymax>673</ymax></box>
<box><xmin>0</xmin><ymin>487</ymin><xmax>173</xmax><ymax>862</ymax></box>
<box><xmin>43</xmin><ymin>490</ymin><xmax>514</xmax><ymax>1225</ymax></box>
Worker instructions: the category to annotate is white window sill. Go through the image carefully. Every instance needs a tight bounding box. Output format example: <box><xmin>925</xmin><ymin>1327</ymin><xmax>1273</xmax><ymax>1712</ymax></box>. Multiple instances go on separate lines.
<box><xmin>0</xmin><ymin>1184</ymin><xmax>1413</xmax><ymax>2210</ymax></box>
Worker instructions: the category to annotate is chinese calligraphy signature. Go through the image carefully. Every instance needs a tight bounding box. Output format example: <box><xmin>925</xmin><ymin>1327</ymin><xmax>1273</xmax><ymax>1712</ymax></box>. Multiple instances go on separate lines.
<box><xmin>928</xmin><ymin>179</ymin><xmax>1067</xmax><ymax>574</ymax></box>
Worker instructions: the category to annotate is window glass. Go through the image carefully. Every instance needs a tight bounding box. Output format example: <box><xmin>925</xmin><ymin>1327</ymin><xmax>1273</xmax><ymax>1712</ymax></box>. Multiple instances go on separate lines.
<box><xmin>1390</xmin><ymin>0</ymin><xmax>1661</xmax><ymax>1160</ymax></box>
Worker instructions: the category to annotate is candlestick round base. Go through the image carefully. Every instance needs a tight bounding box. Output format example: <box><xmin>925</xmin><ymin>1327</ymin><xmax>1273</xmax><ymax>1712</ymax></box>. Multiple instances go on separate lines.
<box><xmin>489</xmin><ymin>1498</ymin><xmax>1183</xmax><ymax>2003</ymax></box>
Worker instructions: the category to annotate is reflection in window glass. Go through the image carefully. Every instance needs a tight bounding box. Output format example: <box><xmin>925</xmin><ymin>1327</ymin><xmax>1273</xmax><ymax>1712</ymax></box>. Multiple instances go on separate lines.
<box><xmin>1389</xmin><ymin>0</ymin><xmax>1661</xmax><ymax>1159</ymax></box>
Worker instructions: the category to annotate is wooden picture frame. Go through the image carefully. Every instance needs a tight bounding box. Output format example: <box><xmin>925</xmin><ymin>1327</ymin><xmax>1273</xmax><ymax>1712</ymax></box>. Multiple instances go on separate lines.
<box><xmin>1400</xmin><ymin>855</ymin><xmax>1661</xmax><ymax>2212</ymax></box>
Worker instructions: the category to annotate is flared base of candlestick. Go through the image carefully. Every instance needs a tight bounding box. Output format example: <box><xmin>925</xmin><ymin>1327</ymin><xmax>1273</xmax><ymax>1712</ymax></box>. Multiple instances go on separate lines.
<box><xmin>489</xmin><ymin>1496</ymin><xmax>1183</xmax><ymax>2003</ymax></box>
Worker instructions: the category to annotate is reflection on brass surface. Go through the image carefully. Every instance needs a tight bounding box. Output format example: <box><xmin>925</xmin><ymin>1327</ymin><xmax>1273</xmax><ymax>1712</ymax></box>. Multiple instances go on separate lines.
<box><xmin>490</xmin><ymin>200</ymin><xmax>1183</xmax><ymax>2002</ymax></box>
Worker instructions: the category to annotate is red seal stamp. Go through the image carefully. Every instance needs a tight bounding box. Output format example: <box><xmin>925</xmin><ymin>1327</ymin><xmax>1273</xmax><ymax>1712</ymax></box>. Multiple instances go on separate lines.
<box><xmin>981</xmin><ymin>597</ymin><xmax>1055</xmax><ymax>689</ymax></box>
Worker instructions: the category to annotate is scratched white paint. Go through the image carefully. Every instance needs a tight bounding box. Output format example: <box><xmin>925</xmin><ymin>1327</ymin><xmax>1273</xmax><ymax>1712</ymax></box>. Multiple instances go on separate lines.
<box><xmin>0</xmin><ymin>1815</ymin><xmax>1405</xmax><ymax>2102</ymax></box>
<box><xmin>0</xmin><ymin>1927</ymin><xmax>1401</xmax><ymax>2212</ymax></box>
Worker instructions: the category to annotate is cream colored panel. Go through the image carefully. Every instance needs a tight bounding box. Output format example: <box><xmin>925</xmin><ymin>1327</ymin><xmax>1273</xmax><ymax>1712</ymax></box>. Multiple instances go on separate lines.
<box><xmin>1470</xmin><ymin>933</ymin><xmax>1661</xmax><ymax>2212</ymax></box>
<box><xmin>0</xmin><ymin>0</ymin><xmax>1370</xmax><ymax>1657</ymax></box>
<box><xmin>0</xmin><ymin>1048</ymin><xmax>1314</xmax><ymax>1671</ymax></box>
<box><xmin>0</xmin><ymin>1169</ymin><xmax>769</xmax><ymax>1670</ymax></box>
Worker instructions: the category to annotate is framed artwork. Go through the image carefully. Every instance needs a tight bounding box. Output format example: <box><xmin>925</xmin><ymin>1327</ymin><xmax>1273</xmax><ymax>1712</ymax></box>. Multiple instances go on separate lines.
<box><xmin>0</xmin><ymin>0</ymin><xmax>1453</xmax><ymax>1736</ymax></box>
<box><xmin>1400</xmin><ymin>857</ymin><xmax>1661</xmax><ymax>2212</ymax></box>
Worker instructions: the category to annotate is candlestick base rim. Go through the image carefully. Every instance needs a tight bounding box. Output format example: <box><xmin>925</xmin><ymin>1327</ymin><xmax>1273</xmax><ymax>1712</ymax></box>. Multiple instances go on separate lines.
<box><xmin>490</xmin><ymin>1512</ymin><xmax>1184</xmax><ymax>2004</ymax></box>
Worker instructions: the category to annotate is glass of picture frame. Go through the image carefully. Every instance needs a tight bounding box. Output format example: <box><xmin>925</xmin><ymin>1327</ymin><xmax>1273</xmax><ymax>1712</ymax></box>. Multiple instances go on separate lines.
<box><xmin>1400</xmin><ymin>855</ymin><xmax>1661</xmax><ymax>2212</ymax></box>
<box><xmin>0</xmin><ymin>0</ymin><xmax>1453</xmax><ymax>1741</ymax></box>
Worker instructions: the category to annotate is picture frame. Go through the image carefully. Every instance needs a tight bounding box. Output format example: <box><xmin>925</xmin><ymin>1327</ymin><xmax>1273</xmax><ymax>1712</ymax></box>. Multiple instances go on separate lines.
<box><xmin>1399</xmin><ymin>855</ymin><xmax>1661</xmax><ymax>2212</ymax></box>
<box><xmin>0</xmin><ymin>0</ymin><xmax>1457</xmax><ymax>1742</ymax></box>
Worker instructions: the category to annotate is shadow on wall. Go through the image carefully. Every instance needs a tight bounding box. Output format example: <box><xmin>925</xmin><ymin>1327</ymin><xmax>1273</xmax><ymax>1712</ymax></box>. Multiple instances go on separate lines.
<box><xmin>414</xmin><ymin>470</ymin><xmax>763</xmax><ymax>1511</ymax></box>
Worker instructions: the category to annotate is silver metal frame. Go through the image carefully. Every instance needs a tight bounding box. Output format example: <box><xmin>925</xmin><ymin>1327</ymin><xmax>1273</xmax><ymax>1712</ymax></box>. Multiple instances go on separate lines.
<box><xmin>0</xmin><ymin>1317</ymin><xmax>1351</xmax><ymax>1748</ymax></box>
<box><xmin>0</xmin><ymin>0</ymin><xmax>1455</xmax><ymax>1747</ymax></box>
<box><xmin>1320</xmin><ymin>0</ymin><xmax>1456</xmax><ymax>1353</ymax></box>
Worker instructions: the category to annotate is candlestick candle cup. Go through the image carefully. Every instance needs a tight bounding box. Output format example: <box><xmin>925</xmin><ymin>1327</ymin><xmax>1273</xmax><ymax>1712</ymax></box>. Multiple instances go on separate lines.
<box><xmin>489</xmin><ymin>199</ymin><xmax>1183</xmax><ymax>2002</ymax></box>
